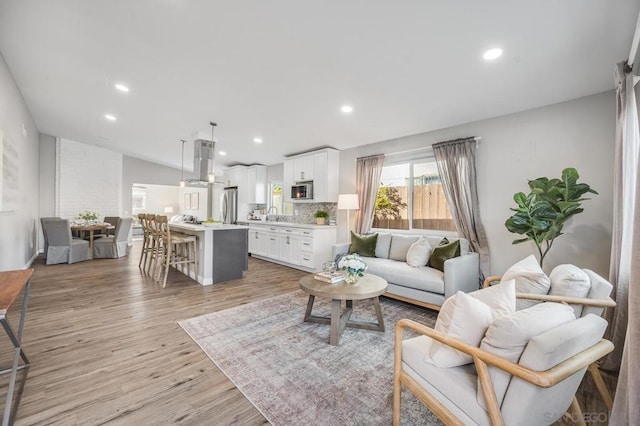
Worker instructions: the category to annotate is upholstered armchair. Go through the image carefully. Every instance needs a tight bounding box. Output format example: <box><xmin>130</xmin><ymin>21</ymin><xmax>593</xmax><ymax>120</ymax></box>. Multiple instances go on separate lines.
<box><xmin>393</xmin><ymin>262</ymin><xmax>617</xmax><ymax>425</ymax></box>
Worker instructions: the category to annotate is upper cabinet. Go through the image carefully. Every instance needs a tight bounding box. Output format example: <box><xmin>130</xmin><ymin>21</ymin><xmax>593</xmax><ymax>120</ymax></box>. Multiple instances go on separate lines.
<box><xmin>247</xmin><ymin>165</ymin><xmax>267</xmax><ymax>204</ymax></box>
<box><xmin>284</xmin><ymin>148</ymin><xmax>339</xmax><ymax>203</ymax></box>
<box><xmin>293</xmin><ymin>155</ymin><xmax>314</xmax><ymax>181</ymax></box>
<box><xmin>224</xmin><ymin>165</ymin><xmax>266</xmax><ymax>205</ymax></box>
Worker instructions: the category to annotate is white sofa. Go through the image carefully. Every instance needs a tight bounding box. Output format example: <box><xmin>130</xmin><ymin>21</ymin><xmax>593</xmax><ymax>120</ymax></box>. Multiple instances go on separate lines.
<box><xmin>332</xmin><ymin>233</ymin><xmax>480</xmax><ymax>310</ymax></box>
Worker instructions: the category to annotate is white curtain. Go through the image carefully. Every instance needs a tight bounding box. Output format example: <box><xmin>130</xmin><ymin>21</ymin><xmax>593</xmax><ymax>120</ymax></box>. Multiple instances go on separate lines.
<box><xmin>433</xmin><ymin>137</ymin><xmax>490</xmax><ymax>282</ymax></box>
<box><xmin>355</xmin><ymin>154</ymin><xmax>385</xmax><ymax>234</ymax></box>
<box><xmin>609</xmin><ymin>61</ymin><xmax>640</xmax><ymax>425</ymax></box>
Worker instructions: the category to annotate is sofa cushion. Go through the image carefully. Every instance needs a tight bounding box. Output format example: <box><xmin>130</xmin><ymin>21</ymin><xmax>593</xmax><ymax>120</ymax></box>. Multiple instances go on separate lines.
<box><xmin>501</xmin><ymin>255</ymin><xmax>551</xmax><ymax>310</ymax></box>
<box><xmin>582</xmin><ymin>270</ymin><xmax>614</xmax><ymax>317</ymax></box>
<box><xmin>389</xmin><ymin>235</ymin><xmax>420</xmax><ymax>261</ymax></box>
<box><xmin>469</xmin><ymin>279</ymin><xmax>516</xmax><ymax>320</ymax></box>
<box><xmin>406</xmin><ymin>237</ymin><xmax>432</xmax><ymax>267</ymax></box>
<box><xmin>476</xmin><ymin>302</ymin><xmax>576</xmax><ymax>409</ymax></box>
<box><xmin>375</xmin><ymin>233</ymin><xmax>392</xmax><ymax>259</ymax></box>
<box><xmin>427</xmin><ymin>291</ymin><xmax>494</xmax><ymax>367</ymax></box>
<box><xmin>428</xmin><ymin>238</ymin><xmax>461</xmax><ymax>272</ymax></box>
<box><xmin>549</xmin><ymin>264</ymin><xmax>591</xmax><ymax>317</ymax></box>
<box><xmin>348</xmin><ymin>231</ymin><xmax>377</xmax><ymax>257</ymax></box>
<box><xmin>364</xmin><ymin>257</ymin><xmax>445</xmax><ymax>294</ymax></box>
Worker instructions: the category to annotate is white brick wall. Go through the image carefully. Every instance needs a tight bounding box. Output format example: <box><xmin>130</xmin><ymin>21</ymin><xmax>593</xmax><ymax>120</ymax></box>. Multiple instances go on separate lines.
<box><xmin>56</xmin><ymin>138</ymin><xmax>123</xmax><ymax>219</ymax></box>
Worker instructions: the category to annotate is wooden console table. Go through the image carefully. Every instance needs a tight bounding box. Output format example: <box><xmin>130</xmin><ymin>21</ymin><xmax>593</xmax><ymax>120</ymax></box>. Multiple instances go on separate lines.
<box><xmin>0</xmin><ymin>269</ymin><xmax>33</xmax><ymax>426</ymax></box>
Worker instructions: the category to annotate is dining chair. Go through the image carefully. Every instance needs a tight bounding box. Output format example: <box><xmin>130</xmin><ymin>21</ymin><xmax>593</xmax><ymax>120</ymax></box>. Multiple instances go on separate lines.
<box><xmin>40</xmin><ymin>217</ymin><xmax>59</xmax><ymax>259</ymax></box>
<box><xmin>102</xmin><ymin>216</ymin><xmax>120</xmax><ymax>236</ymax></box>
<box><xmin>154</xmin><ymin>215</ymin><xmax>197</xmax><ymax>287</ymax></box>
<box><xmin>93</xmin><ymin>217</ymin><xmax>133</xmax><ymax>258</ymax></box>
<box><xmin>44</xmin><ymin>218</ymin><xmax>91</xmax><ymax>265</ymax></box>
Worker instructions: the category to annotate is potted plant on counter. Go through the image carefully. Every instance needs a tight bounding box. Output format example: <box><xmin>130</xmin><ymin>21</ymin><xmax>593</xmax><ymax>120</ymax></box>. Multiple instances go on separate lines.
<box><xmin>314</xmin><ymin>210</ymin><xmax>329</xmax><ymax>225</ymax></box>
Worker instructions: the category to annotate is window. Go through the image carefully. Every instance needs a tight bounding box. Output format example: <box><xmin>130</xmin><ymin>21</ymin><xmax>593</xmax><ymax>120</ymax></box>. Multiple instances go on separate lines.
<box><xmin>373</xmin><ymin>159</ymin><xmax>455</xmax><ymax>231</ymax></box>
<box><xmin>268</xmin><ymin>182</ymin><xmax>293</xmax><ymax>215</ymax></box>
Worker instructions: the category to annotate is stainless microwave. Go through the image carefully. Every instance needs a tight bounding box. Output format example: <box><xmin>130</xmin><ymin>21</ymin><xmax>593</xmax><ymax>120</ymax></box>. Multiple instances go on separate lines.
<box><xmin>291</xmin><ymin>181</ymin><xmax>313</xmax><ymax>200</ymax></box>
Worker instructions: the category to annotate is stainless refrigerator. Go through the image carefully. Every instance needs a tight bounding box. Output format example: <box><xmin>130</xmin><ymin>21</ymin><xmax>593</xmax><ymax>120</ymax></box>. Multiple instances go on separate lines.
<box><xmin>222</xmin><ymin>186</ymin><xmax>238</xmax><ymax>224</ymax></box>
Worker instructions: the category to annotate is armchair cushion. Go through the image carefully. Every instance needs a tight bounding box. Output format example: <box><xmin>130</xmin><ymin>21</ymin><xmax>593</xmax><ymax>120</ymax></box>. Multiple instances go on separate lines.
<box><xmin>501</xmin><ymin>255</ymin><xmax>551</xmax><ymax>309</ymax></box>
<box><xmin>470</xmin><ymin>279</ymin><xmax>516</xmax><ymax>320</ymax></box>
<box><xmin>477</xmin><ymin>302</ymin><xmax>576</xmax><ymax>409</ymax></box>
<box><xmin>427</xmin><ymin>291</ymin><xmax>494</xmax><ymax>367</ymax></box>
<box><xmin>549</xmin><ymin>264</ymin><xmax>591</xmax><ymax>317</ymax></box>
<box><xmin>406</xmin><ymin>237</ymin><xmax>432</xmax><ymax>267</ymax></box>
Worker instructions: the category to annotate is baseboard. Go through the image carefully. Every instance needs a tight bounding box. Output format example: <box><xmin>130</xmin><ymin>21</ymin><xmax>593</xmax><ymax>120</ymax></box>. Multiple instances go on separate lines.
<box><xmin>24</xmin><ymin>251</ymin><xmax>39</xmax><ymax>269</ymax></box>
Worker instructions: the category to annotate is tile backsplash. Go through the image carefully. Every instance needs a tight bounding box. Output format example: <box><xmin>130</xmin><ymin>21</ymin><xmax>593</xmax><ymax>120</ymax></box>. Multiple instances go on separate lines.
<box><xmin>268</xmin><ymin>202</ymin><xmax>337</xmax><ymax>224</ymax></box>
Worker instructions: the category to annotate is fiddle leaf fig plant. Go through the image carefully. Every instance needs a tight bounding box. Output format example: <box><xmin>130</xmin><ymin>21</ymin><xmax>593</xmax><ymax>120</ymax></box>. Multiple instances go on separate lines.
<box><xmin>505</xmin><ymin>168</ymin><xmax>597</xmax><ymax>267</ymax></box>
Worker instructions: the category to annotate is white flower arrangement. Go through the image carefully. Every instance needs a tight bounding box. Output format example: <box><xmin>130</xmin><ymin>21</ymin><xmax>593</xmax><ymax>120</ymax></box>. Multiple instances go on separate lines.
<box><xmin>77</xmin><ymin>211</ymin><xmax>99</xmax><ymax>222</ymax></box>
<box><xmin>338</xmin><ymin>254</ymin><xmax>368</xmax><ymax>277</ymax></box>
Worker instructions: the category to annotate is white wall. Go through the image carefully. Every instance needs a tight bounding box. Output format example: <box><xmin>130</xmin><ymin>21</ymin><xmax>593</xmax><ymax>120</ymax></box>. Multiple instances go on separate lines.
<box><xmin>179</xmin><ymin>186</ymin><xmax>208</xmax><ymax>220</ymax></box>
<box><xmin>338</xmin><ymin>91</ymin><xmax>616</xmax><ymax>277</ymax></box>
<box><xmin>56</xmin><ymin>138</ymin><xmax>122</xmax><ymax>219</ymax></box>
<box><xmin>0</xmin><ymin>53</ymin><xmax>41</xmax><ymax>269</ymax></box>
<box><xmin>38</xmin><ymin>134</ymin><xmax>56</xmax><ymax>251</ymax></box>
<box><xmin>122</xmin><ymin>156</ymin><xmax>185</xmax><ymax>217</ymax></box>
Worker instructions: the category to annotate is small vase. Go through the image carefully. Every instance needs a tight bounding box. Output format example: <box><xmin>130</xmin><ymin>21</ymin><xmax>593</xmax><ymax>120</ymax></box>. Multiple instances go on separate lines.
<box><xmin>345</xmin><ymin>272</ymin><xmax>359</xmax><ymax>285</ymax></box>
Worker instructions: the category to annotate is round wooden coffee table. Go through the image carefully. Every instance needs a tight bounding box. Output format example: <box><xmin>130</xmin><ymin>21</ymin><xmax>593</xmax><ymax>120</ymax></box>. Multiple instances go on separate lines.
<box><xmin>299</xmin><ymin>273</ymin><xmax>389</xmax><ymax>345</ymax></box>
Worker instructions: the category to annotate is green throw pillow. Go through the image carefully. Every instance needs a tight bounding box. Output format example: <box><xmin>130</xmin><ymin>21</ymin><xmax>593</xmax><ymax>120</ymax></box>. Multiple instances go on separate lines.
<box><xmin>428</xmin><ymin>238</ymin><xmax>461</xmax><ymax>272</ymax></box>
<box><xmin>349</xmin><ymin>231</ymin><xmax>378</xmax><ymax>257</ymax></box>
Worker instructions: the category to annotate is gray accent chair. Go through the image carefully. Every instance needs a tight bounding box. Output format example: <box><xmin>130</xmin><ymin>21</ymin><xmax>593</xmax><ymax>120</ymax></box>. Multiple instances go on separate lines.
<box><xmin>44</xmin><ymin>219</ymin><xmax>92</xmax><ymax>265</ymax></box>
<box><xmin>40</xmin><ymin>216</ymin><xmax>59</xmax><ymax>258</ymax></box>
<box><xmin>93</xmin><ymin>217</ymin><xmax>133</xmax><ymax>258</ymax></box>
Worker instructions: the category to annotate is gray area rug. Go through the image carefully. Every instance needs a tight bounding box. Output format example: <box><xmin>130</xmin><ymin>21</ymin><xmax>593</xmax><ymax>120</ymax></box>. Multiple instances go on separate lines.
<box><xmin>179</xmin><ymin>290</ymin><xmax>442</xmax><ymax>426</ymax></box>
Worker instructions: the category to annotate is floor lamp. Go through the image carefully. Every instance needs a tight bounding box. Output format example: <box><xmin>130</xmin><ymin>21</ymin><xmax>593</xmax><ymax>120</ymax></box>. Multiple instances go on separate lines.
<box><xmin>337</xmin><ymin>194</ymin><xmax>359</xmax><ymax>242</ymax></box>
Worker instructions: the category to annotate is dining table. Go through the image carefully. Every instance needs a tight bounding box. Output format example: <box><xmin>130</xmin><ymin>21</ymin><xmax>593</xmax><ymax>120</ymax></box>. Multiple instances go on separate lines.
<box><xmin>70</xmin><ymin>223</ymin><xmax>115</xmax><ymax>253</ymax></box>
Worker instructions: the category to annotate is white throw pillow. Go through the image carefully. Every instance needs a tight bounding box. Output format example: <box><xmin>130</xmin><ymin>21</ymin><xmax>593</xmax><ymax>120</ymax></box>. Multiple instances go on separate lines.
<box><xmin>375</xmin><ymin>233</ymin><xmax>392</xmax><ymax>259</ymax></box>
<box><xmin>426</xmin><ymin>291</ymin><xmax>494</xmax><ymax>368</ymax></box>
<box><xmin>469</xmin><ymin>279</ymin><xmax>516</xmax><ymax>320</ymax></box>
<box><xmin>406</xmin><ymin>237</ymin><xmax>432</xmax><ymax>267</ymax></box>
<box><xmin>501</xmin><ymin>255</ymin><xmax>551</xmax><ymax>309</ymax></box>
<box><xmin>549</xmin><ymin>264</ymin><xmax>591</xmax><ymax>317</ymax></box>
<box><xmin>389</xmin><ymin>235</ymin><xmax>420</xmax><ymax>261</ymax></box>
<box><xmin>476</xmin><ymin>302</ymin><xmax>576</xmax><ymax>409</ymax></box>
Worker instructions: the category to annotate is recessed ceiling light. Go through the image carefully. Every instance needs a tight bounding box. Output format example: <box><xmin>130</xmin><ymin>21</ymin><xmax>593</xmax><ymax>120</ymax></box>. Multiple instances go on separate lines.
<box><xmin>114</xmin><ymin>83</ymin><xmax>129</xmax><ymax>92</ymax></box>
<box><xmin>105</xmin><ymin>114</ymin><xmax>117</xmax><ymax>121</ymax></box>
<box><xmin>253</xmin><ymin>137</ymin><xmax>263</xmax><ymax>143</ymax></box>
<box><xmin>483</xmin><ymin>48</ymin><xmax>503</xmax><ymax>61</ymax></box>
<box><xmin>341</xmin><ymin>105</ymin><xmax>353</xmax><ymax>114</ymax></box>
<box><xmin>219</xmin><ymin>151</ymin><xmax>227</xmax><ymax>156</ymax></box>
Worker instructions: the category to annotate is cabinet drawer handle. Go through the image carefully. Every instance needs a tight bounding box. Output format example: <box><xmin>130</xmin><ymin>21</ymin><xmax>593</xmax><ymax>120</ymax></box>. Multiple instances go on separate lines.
<box><xmin>303</xmin><ymin>257</ymin><xmax>310</xmax><ymax>261</ymax></box>
<box><xmin>270</xmin><ymin>238</ymin><xmax>276</xmax><ymax>241</ymax></box>
<box><xmin>303</xmin><ymin>243</ymin><xmax>311</xmax><ymax>246</ymax></box>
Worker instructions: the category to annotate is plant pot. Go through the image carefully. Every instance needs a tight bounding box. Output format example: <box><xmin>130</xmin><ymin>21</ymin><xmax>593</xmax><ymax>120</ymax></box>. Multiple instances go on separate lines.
<box><xmin>316</xmin><ymin>218</ymin><xmax>326</xmax><ymax>225</ymax></box>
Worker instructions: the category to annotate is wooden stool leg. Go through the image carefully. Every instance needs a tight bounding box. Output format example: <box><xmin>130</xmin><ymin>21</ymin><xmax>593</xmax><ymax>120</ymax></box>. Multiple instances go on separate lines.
<box><xmin>138</xmin><ymin>235</ymin><xmax>147</xmax><ymax>268</ymax></box>
<box><xmin>588</xmin><ymin>363</ymin><xmax>613</xmax><ymax>411</ymax></box>
<box><xmin>162</xmin><ymin>243</ymin><xmax>172</xmax><ymax>288</ymax></box>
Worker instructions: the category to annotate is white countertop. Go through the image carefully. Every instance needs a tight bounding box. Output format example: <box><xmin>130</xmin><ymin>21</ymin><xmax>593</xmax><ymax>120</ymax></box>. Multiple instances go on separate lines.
<box><xmin>237</xmin><ymin>220</ymin><xmax>336</xmax><ymax>229</ymax></box>
<box><xmin>169</xmin><ymin>223</ymin><xmax>249</xmax><ymax>232</ymax></box>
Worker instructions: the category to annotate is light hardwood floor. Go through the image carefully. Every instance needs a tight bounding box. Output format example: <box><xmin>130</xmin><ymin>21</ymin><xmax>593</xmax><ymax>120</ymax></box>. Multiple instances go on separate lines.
<box><xmin>2</xmin><ymin>243</ymin><xmax>305</xmax><ymax>425</ymax></box>
<box><xmin>1</xmin><ymin>243</ymin><xmax>617</xmax><ymax>425</ymax></box>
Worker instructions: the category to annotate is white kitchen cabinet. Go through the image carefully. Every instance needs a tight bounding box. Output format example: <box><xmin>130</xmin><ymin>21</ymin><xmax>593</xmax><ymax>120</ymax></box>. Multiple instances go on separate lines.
<box><xmin>293</xmin><ymin>156</ymin><xmax>314</xmax><ymax>181</ymax></box>
<box><xmin>283</xmin><ymin>148</ymin><xmax>339</xmax><ymax>203</ymax></box>
<box><xmin>247</xmin><ymin>165</ymin><xmax>267</xmax><ymax>204</ymax></box>
<box><xmin>279</xmin><ymin>233</ymin><xmax>301</xmax><ymax>265</ymax></box>
<box><xmin>248</xmin><ymin>228</ymin><xmax>267</xmax><ymax>256</ymax></box>
<box><xmin>248</xmin><ymin>223</ymin><xmax>336</xmax><ymax>272</ymax></box>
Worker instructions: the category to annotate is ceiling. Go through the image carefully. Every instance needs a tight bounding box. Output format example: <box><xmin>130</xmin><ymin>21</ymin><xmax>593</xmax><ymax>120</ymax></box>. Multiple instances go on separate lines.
<box><xmin>0</xmin><ymin>1</ymin><xmax>638</xmax><ymax>171</ymax></box>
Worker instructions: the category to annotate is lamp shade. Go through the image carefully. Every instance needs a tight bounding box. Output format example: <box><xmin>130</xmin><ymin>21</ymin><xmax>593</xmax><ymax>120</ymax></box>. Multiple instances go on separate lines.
<box><xmin>164</xmin><ymin>206</ymin><xmax>174</xmax><ymax>214</ymax></box>
<box><xmin>337</xmin><ymin>194</ymin><xmax>359</xmax><ymax>210</ymax></box>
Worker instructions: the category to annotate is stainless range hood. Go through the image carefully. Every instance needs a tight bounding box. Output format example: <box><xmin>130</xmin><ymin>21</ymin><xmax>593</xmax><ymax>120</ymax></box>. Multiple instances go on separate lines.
<box><xmin>184</xmin><ymin>131</ymin><xmax>216</xmax><ymax>187</ymax></box>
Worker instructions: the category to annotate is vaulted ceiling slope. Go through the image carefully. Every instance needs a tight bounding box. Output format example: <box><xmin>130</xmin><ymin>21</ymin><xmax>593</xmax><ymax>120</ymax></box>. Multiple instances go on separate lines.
<box><xmin>0</xmin><ymin>1</ymin><xmax>638</xmax><ymax>169</ymax></box>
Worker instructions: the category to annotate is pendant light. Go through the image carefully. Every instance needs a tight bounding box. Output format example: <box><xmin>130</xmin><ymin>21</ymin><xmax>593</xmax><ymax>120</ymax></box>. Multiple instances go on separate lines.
<box><xmin>179</xmin><ymin>139</ymin><xmax>186</xmax><ymax>187</ymax></box>
<box><xmin>208</xmin><ymin>122</ymin><xmax>217</xmax><ymax>183</ymax></box>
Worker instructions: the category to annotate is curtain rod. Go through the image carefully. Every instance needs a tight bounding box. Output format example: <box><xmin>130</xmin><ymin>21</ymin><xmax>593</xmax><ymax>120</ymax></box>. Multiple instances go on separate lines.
<box><xmin>386</xmin><ymin>136</ymin><xmax>482</xmax><ymax>157</ymax></box>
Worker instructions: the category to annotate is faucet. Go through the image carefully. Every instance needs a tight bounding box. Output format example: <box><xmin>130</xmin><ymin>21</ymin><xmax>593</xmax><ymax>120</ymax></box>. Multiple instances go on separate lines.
<box><xmin>266</xmin><ymin>206</ymin><xmax>278</xmax><ymax>221</ymax></box>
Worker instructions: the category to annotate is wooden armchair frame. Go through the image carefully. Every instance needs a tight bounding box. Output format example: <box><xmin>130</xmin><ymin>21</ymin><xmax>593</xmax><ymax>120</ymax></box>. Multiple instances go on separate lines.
<box><xmin>393</xmin><ymin>319</ymin><xmax>614</xmax><ymax>426</ymax></box>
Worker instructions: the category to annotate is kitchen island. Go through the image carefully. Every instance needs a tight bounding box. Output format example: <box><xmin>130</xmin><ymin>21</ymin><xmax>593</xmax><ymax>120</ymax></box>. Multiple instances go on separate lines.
<box><xmin>169</xmin><ymin>223</ymin><xmax>249</xmax><ymax>285</ymax></box>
